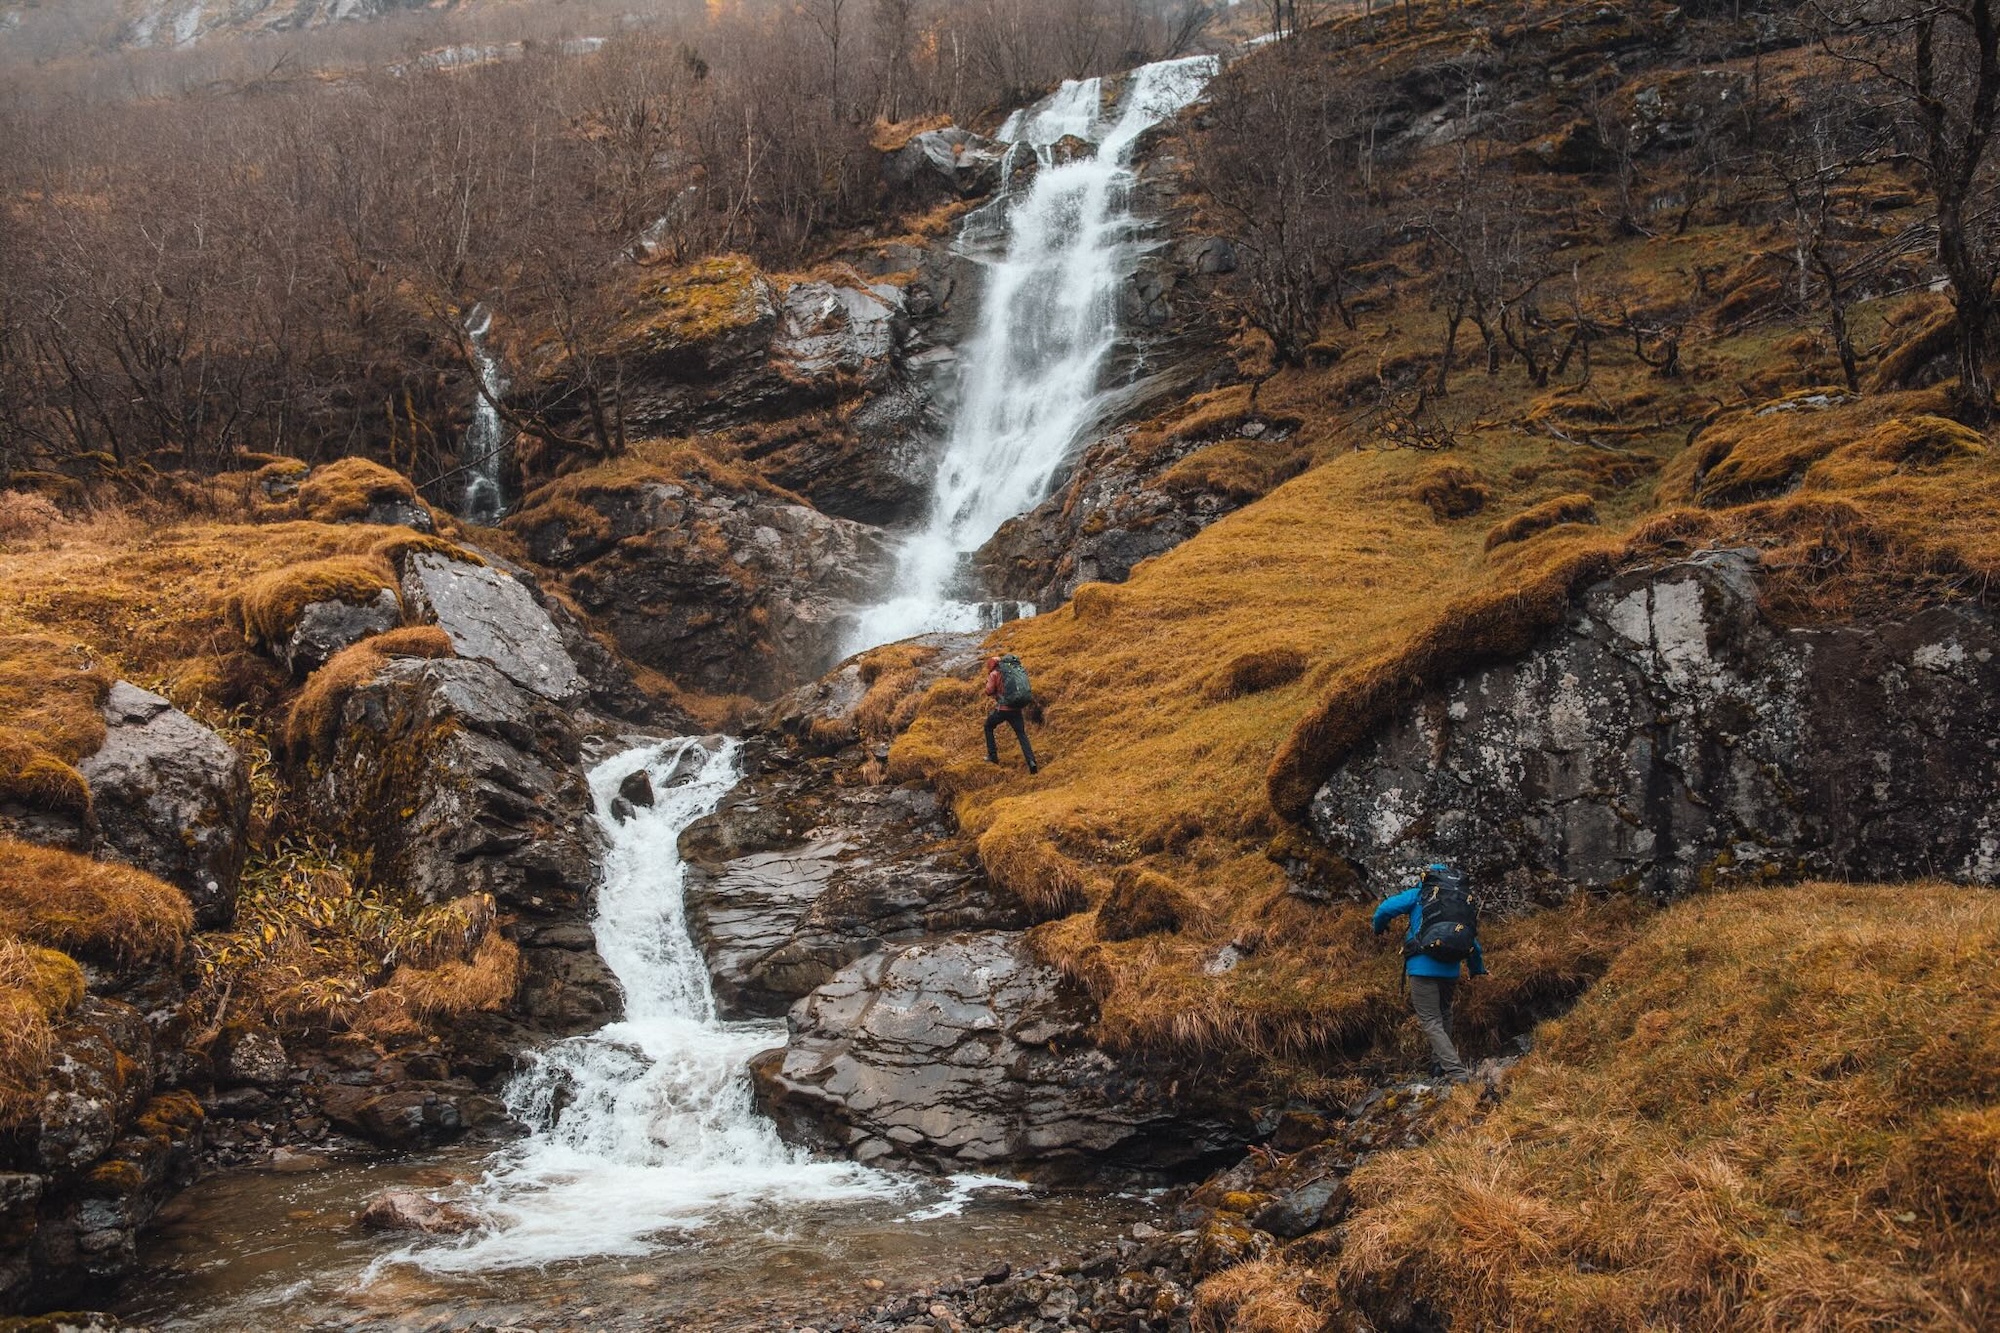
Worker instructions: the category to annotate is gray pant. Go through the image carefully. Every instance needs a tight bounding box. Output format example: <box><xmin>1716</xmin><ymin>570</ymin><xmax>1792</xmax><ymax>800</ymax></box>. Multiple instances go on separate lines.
<box><xmin>1408</xmin><ymin>975</ymin><xmax>1467</xmax><ymax>1081</ymax></box>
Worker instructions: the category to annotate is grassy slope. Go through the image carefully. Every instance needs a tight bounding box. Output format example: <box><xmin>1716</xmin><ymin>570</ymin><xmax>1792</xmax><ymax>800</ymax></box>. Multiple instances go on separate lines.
<box><xmin>873</xmin><ymin>2</ymin><xmax>2000</xmax><ymax>1084</ymax></box>
<box><xmin>1208</xmin><ymin>885</ymin><xmax>2000</xmax><ymax>1332</ymax></box>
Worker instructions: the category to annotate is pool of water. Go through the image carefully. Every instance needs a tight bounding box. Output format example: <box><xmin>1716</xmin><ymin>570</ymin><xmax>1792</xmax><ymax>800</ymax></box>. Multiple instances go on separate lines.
<box><xmin>118</xmin><ymin>1147</ymin><xmax>1161</xmax><ymax>1331</ymax></box>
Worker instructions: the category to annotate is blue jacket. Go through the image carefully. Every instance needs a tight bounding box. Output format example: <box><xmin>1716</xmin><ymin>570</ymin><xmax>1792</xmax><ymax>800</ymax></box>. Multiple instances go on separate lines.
<box><xmin>1373</xmin><ymin>886</ymin><xmax>1487</xmax><ymax>979</ymax></box>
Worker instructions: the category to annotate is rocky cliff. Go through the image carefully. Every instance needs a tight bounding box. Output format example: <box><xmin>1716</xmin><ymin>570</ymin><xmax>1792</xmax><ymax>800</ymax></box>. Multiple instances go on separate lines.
<box><xmin>1308</xmin><ymin>551</ymin><xmax>2000</xmax><ymax>907</ymax></box>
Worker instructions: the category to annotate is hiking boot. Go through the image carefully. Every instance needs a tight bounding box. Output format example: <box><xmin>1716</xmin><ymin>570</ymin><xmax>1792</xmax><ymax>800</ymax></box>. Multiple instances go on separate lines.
<box><xmin>1028</xmin><ymin>762</ymin><xmax>1039</xmax><ymax>775</ymax></box>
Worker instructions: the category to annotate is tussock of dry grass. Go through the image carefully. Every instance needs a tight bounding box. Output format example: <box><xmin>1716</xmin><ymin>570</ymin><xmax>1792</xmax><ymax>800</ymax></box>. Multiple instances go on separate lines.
<box><xmin>0</xmin><ymin>939</ymin><xmax>84</xmax><ymax>1125</ymax></box>
<box><xmin>295</xmin><ymin>457</ymin><xmax>427</xmax><ymax>525</ymax></box>
<box><xmin>1204</xmin><ymin>646</ymin><xmax>1309</xmax><ymax>702</ymax></box>
<box><xmin>356</xmin><ymin>932</ymin><xmax>521</xmax><ymax>1037</ymax></box>
<box><xmin>1337</xmin><ymin>883</ymin><xmax>2000</xmax><ymax>1333</ymax></box>
<box><xmin>1193</xmin><ymin>1258</ymin><xmax>1326</xmax><ymax>1333</ymax></box>
<box><xmin>0</xmin><ymin>838</ymin><xmax>193</xmax><ymax>967</ymax></box>
<box><xmin>0</xmin><ymin>634</ymin><xmax>109</xmax><ymax>817</ymax></box>
<box><xmin>284</xmin><ymin>625</ymin><xmax>454</xmax><ymax>763</ymax></box>
<box><xmin>226</xmin><ymin>555</ymin><xmax>399</xmax><ymax>647</ymax></box>
<box><xmin>1482</xmin><ymin>491</ymin><xmax>1599</xmax><ymax>552</ymax></box>
<box><xmin>1096</xmin><ymin>866</ymin><xmax>1191</xmax><ymax>941</ymax></box>
<box><xmin>1412</xmin><ymin>462</ymin><xmax>1491</xmax><ymax>520</ymax></box>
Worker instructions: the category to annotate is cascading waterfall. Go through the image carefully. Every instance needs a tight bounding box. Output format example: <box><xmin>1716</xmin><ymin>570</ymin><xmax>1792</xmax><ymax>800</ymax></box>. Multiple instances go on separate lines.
<box><xmin>461</xmin><ymin>305</ymin><xmax>509</xmax><ymax>526</ymax></box>
<box><xmin>846</xmin><ymin>54</ymin><xmax>1218</xmax><ymax>653</ymax></box>
<box><xmin>401</xmin><ymin>737</ymin><xmax>894</xmax><ymax>1272</ymax></box>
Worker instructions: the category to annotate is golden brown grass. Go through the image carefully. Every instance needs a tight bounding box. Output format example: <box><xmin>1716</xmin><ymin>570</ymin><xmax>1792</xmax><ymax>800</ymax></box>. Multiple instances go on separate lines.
<box><xmin>0</xmin><ymin>634</ymin><xmax>109</xmax><ymax>816</ymax></box>
<box><xmin>1482</xmin><ymin>491</ymin><xmax>1599</xmax><ymax>551</ymax></box>
<box><xmin>225</xmin><ymin>555</ymin><xmax>400</xmax><ymax>647</ymax></box>
<box><xmin>0</xmin><ymin>939</ymin><xmax>84</xmax><ymax>1126</ymax></box>
<box><xmin>283</xmin><ymin>625</ymin><xmax>454</xmax><ymax>763</ymax></box>
<box><xmin>1337</xmin><ymin>883</ymin><xmax>2000</xmax><ymax>1333</ymax></box>
<box><xmin>197</xmin><ymin>841</ymin><xmax>521</xmax><ymax>1037</ymax></box>
<box><xmin>1411</xmin><ymin>462</ymin><xmax>1491</xmax><ymax>520</ymax></box>
<box><xmin>0</xmin><ymin>511</ymin><xmax>458</xmax><ymax>724</ymax></box>
<box><xmin>0</xmin><ymin>838</ymin><xmax>193</xmax><ymax>967</ymax></box>
<box><xmin>617</xmin><ymin>255</ymin><xmax>772</xmax><ymax>351</ymax></box>
<box><xmin>295</xmin><ymin>457</ymin><xmax>427</xmax><ymax>525</ymax></box>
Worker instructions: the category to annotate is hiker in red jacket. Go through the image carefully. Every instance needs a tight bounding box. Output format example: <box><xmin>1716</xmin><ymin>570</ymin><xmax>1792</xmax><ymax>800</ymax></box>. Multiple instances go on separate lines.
<box><xmin>983</xmin><ymin>654</ymin><xmax>1038</xmax><ymax>774</ymax></box>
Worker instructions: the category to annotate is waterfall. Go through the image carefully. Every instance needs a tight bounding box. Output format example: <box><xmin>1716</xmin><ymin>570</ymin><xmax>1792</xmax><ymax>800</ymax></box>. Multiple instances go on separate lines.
<box><xmin>845</xmin><ymin>55</ymin><xmax>1218</xmax><ymax>653</ymax></box>
<box><xmin>461</xmin><ymin>305</ymin><xmax>509</xmax><ymax>526</ymax></box>
<box><xmin>402</xmin><ymin>738</ymin><xmax>894</xmax><ymax>1272</ymax></box>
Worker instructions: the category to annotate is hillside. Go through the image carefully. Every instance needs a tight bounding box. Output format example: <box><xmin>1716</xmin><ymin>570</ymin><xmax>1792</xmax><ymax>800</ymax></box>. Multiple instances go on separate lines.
<box><xmin>1</xmin><ymin>0</ymin><xmax>1998</xmax><ymax>1326</ymax></box>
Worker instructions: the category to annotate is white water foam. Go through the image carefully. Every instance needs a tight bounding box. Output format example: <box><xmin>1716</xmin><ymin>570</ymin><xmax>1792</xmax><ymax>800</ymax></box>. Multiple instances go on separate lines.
<box><xmin>461</xmin><ymin>304</ymin><xmax>509</xmax><ymax>526</ymax></box>
<box><xmin>397</xmin><ymin>738</ymin><xmax>897</xmax><ymax>1272</ymax></box>
<box><xmin>844</xmin><ymin>55</ymin><xmax>1219</xmax><ymax>653</ymax></box>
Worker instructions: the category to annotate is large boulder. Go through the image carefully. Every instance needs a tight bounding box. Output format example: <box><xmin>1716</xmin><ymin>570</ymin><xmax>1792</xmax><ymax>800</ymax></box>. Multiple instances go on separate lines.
<box><xmin>308</xmin><ymin>655</ymin><xmax>602</xmax><ymax>917</ymax></box>
<box><xmin>883</xmin><ymin>126</ymin><xmax>1015</xmax><ymax>205</ymax></box>
<box><xmin>1309</xmin><ymin>551</ymin><xmax>2000</xmax><ymax>905</ymax></box>
<box><xmin>399</xmin><ymin>553</ymin><xmax>587</xmax><ymax>706</ymax></box>
<box><xmin>509</xmin><ymin>468</ymin><xmax>894</xmax><ymax>699</ymax></box>
<box><xmin>751</xmin><ymin>932</ymin><xmax>1235</xmax><ymax>1180</ymax></box>
<box><xmin>0</xmin><ymin>997</ymin><xmax>203</xmax><ymax>1313</ymax></box>
<box><xmin>682</xmin><ymin>758</ymin><xmax>1016</xmax><ymax>1019</ymax></box>
<box><xmin>77</xmin><ymin>682</ymin><xmax>249</xmax><ymax>929</ymax></box>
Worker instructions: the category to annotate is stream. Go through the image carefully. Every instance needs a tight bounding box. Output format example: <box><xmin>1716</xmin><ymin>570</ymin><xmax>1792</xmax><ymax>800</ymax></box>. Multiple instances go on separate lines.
<box><xmin>120</xmin><ymin>739</ymin><xmax>1162</xmax><ymax>1330</ymax></box>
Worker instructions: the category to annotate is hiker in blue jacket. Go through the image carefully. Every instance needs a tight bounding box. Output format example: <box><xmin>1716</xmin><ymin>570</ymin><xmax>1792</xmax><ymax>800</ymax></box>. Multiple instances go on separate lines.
<box><xmin>1373</xmin><ymin>864</ymin><xmax>1487</xmax><ymax>1083</ymax></box>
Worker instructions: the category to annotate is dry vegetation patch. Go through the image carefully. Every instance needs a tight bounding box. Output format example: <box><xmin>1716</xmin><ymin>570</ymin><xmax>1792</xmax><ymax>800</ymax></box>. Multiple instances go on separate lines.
<box><xmin>295</xmin><ymin>458</ymin><xmax>429</xmax><ymax>526</ymax></box>
<box><xmin>0</xmin><ymin>939</ymin><xmax>84</xmax><ymax>1125</ymax></box>
<box><xmin>0</xmin><ymin>838</ymin><xmax>192</xmax><ymax>968</ymax></box>
<box><xmin>283</xmin><ymin>625</ymin><xmax>456</xmax><ymax>764</ymax></box>
<box><xmin>1337</xmin><ymin>883</ymin><xmax>2000</xmax><ymax>1333</ymax></box>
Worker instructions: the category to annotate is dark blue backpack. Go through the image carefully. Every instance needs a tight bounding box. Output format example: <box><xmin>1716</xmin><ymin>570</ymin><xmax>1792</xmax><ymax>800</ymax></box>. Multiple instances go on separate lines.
<box><xmin>1405</xmin><ymin>865</ymin><xmax>1478</xmax><ymax>965</ymax></box>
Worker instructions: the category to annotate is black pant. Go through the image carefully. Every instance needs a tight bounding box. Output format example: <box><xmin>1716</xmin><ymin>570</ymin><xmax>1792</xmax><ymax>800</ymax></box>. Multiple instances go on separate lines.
<box><xmin>985</xmin><ymin>707</ymin><xmax>1036</xmax><ymax>768</ymax></box>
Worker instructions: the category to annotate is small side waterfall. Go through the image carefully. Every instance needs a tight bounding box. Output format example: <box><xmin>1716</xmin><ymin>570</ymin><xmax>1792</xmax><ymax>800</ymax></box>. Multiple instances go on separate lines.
<box><xmin>461</xmin><ymin>305</ymin><xmax>509</xmax><ymax>526</ymax></box>
<box><xmin>846</xmin><ymin>55</ymin><xmax>1218</xmax><ymax>653</ymax></box>
<box><xmin>404</xmin><ymin>738</ymin><xmax>894</xmax><ymax>1272</ymax></box>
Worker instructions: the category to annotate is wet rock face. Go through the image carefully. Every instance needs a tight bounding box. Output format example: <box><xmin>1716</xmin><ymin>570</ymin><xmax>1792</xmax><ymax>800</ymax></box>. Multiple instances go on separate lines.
<box><xmin>400</xmin><ymin>553</ymin><xmax>587</xmax><ymax>706</ymax></box>
<box><xmin>1310</xmin><ymin>552</ymin><xmax>2000</xmax><ymax>904</ymax></box>
<box><xmin>311</xmin><ymin>655</ymin><xmax>603</xmax><ymax>917</ymax></box>
<box><xmin>682</xmin><ymin>754</ymin><xmax>1015</xmax><ymax>1019</ymax></box>
<box><xmin>78</xmin><ymin>682</ymin><xmax>250</xmax><ymax>929</ymax></box>
<box><xmin>278</xmin><ymin>589</ymin><xmax>401</xmax><ymax>676</ymax></box>
<box><xmin>0</xmin><ymin>997</ymin><xmax>203</xmax><ymax>1313</ymax></box>
<box><xmin>514</xmin><ymin>471</ymin><xmax>894</xmax><ymax>699</ymax></box>
<box><xmin>883</xmin><ymin>126</ymin><xmax>1016</xmax><ymax>206</ymax></box>
<box><xmin>753</xmin><ymin>932</ymin><xmax>1235</xmax><ymax>1181</ymax></box>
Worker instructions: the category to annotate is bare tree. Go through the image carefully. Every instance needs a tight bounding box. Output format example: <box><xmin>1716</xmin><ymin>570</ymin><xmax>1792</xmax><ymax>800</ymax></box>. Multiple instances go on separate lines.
<box><xmin>1819</xmin><ymin>0</ymin><xmax>2000</xmax><ymax>412</ymax></box>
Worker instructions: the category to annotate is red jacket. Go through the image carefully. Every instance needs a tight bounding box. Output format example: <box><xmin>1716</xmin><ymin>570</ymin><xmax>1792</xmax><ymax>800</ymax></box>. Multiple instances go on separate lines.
<box><xmin>984</xmin><ymin>668</ymin><xmax>1014</xmax><ymax>709</ymax></box>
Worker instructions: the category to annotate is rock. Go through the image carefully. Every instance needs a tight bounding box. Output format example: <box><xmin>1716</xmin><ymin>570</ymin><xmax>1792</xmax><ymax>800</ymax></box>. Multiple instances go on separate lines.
<box><xmin>277</xmin><ymin>588</ymin><xmax>401</xmax><ymax>676</ymax></box>
<box><xmin>362</xmin><ymin>498</ymin><xmax>435</xmax><ymax>533</ymax></box>
<box><xmin>510</xmin><ymin>468</ymin><xmax>894</xmax><ymax>699</ymax></box>
<box><xmin>358</xmin><ymin>1188</ymin><xmax>480</xmax><ymax>1235</ymax></box>
<box><xmin>214</xmin><ymin>1028</ymin><xmax>288</xmax><ymax>1089</ymax></box>
<box><xmin>0</xmin><ymin>997</ymin><xmax>203</xmax><ymax>1313</ymax></box>
<box><xmin>399</xmin><ymin>553</ymin><xmax>586</xmax><ymax>705</ymax></box>
<box><xmin>617</xmin><ymin>768</ymin><xmax>655</xmax><ymax>811</ymax></box>
<box><xmin>752</xmin><ymin>932</ymin><xmax>1235</xmax><ymax>1178</ymax></box>
<box><xmin>317</xmin><ymin>1082</ymin><xmax>480</xmax><ymax>1148</ymax></box>
<box><xmin>77</xmin><ymin>682</ymin><xmax>249</xmax><ymax>929</ymax></box>
<box><xmin>307</xmin><ymin>655</ymin><xmax>603</xmax><ymax>915</ymax></box>
<box><xmin>772</xmin><ymin>281</ymin><xmax>900</xmax><ymax>382</ymax></box>
<box><xmin>1249</xmin><ymin>1176</ymin><xmax>1347</xmax><ymax>1238</ymax></box>
<box><xmin>884</xmin><ymin>126</ymin><xmax>1012</xmax><ymax>204</ymax></box>
<box><xmin>1310</xmin><ymin>552</ymin><xmax>2000</xmax><ymax>901</ymax></box>
<box><xmin>682</xmin><ymin>708</ymin><xmax>1016</xmax><ymax>1019</ymax></box>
